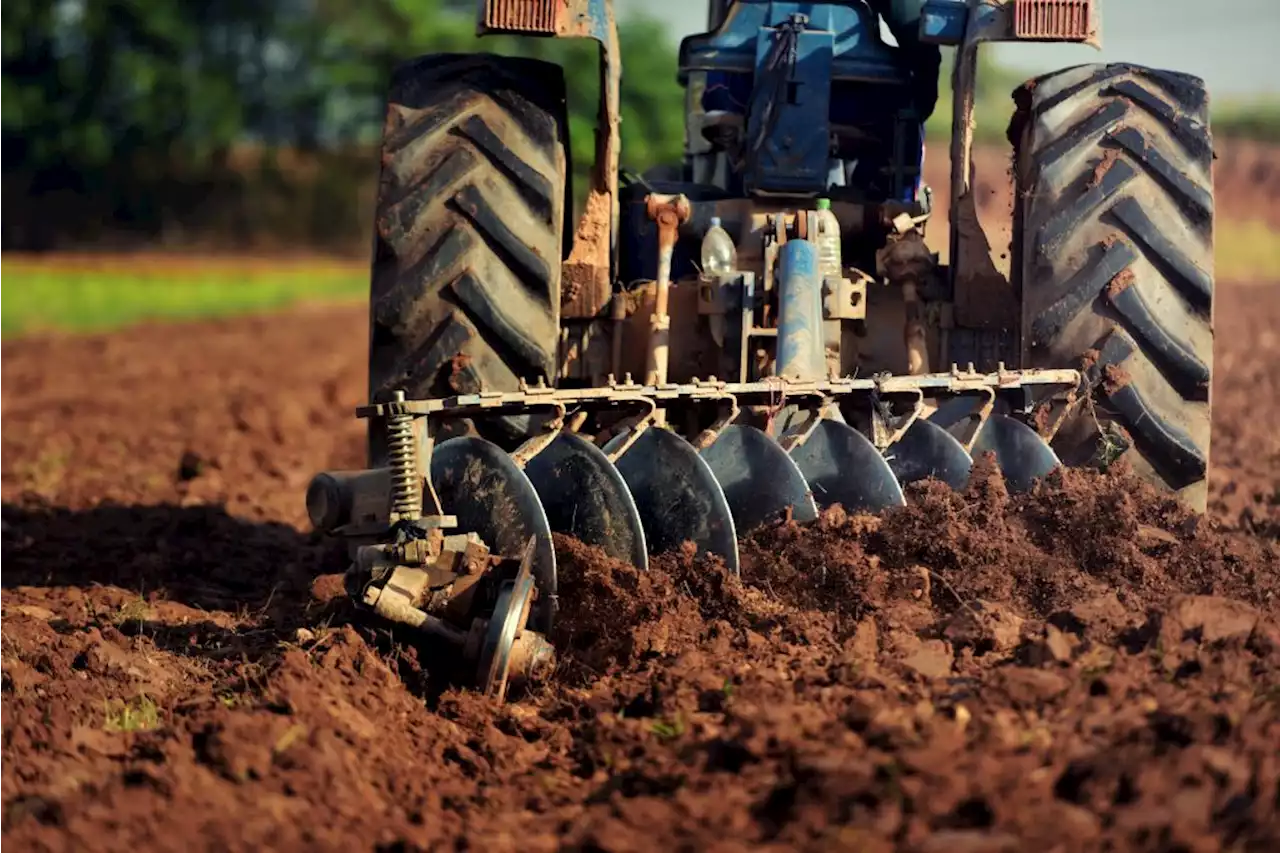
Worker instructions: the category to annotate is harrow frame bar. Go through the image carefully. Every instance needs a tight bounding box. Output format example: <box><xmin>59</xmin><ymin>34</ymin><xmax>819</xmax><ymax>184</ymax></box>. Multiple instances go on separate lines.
<box><xmin>358</xmin><ymin>366</ymin><xmax>1083</xmax><ymax>424</ymax></box>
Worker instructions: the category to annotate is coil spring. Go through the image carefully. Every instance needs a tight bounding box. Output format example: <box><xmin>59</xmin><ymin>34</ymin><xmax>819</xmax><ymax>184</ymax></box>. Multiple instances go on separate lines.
<box><xmin>386</xmin><ymin>402</ymin><xmax>421</xmax><ymax>521</ymax></box>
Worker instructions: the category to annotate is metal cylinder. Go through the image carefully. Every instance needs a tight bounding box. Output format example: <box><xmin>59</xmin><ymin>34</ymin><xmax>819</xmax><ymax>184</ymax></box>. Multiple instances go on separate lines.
<box><xmin>776</xmin><ymin>238</ymin><xmax>826</xmax><ymax>381</ymax></box>
<box><xmin>305</xmin><ymin>468</ymin><xmax>393</xmax><ymax>532</ymax></box>
<box><xmin>306</xmin><ymin>472</ymin><xmax>352</xmax><ymax>532</ymax></box>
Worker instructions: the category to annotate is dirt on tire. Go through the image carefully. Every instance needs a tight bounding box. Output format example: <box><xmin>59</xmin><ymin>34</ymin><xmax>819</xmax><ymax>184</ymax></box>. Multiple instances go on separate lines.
<box><xmin>3</xmin><ymin>284</ymin><xmax>1280</xmax><ymax>852</ymax></box>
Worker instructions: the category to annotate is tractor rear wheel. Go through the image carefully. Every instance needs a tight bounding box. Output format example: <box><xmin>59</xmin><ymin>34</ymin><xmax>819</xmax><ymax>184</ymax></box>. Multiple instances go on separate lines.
<box><xmin>1011</xmin><ymin>63</ymin><xmax>1215</xmax><ymax>511</ymax></box>
<box><xmin>367</xmin><ymin>54</ymin><xmax>570</xmax><ymax>465</ymax></box>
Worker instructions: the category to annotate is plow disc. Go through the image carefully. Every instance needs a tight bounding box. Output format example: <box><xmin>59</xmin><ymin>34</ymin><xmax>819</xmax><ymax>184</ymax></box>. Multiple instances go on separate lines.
<box><xmin>524</xmin><ymin>431</ymin><xmax>649</xmax><ymax>570</ymax></box>
<box><xmin>785</xmin><ymin>418</ymin><xmax>906</xmax><ymax>512</ymax></box>
<box><xmin>970</xmin><ymin>415</ymin><xmax>1062</xmax><ymax>493</ymax></box>
<box><xmin>885</xmin><ymin>418</ymin><xmax>973</xmax><ymax>491</ymax></box>
<box><xmin>605</xmin><ymin>427</ymin><xmax>741</xmax><ymax>574</ymax></box>
<box><xmin>700</xmin><ymin>424</ymin><xmax>818</xmax><ymax>534</ymax></box>
<box><xmin>430</xmin><ymin>437</ymin><xmax>558</xmax><ymax>633</ymax></box>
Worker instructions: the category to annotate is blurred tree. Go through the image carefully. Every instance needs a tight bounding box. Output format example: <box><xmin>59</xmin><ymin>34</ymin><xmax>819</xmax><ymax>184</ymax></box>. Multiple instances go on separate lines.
<box><xmin>2</xmin><ymin>0</ymin><xmax>337</xmax><ymax>246</ymax></box>
<box><xmin>0</xmin><ymin>0</ymin><xmax>686</xmax><ymax>249</ymax></box>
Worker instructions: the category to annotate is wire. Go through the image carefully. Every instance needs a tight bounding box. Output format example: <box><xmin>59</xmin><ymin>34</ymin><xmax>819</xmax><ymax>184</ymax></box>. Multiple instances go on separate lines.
<box><xmin>746</xmin><ymin>15</ymin><xmax>807</xmax><ymax>177</ymax></box>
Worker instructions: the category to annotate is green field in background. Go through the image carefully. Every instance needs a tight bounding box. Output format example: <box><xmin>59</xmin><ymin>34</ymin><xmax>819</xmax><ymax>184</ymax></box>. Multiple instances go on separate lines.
<box><xmin>2</xmin><ymin>261</ymin><xmax>367</xmax><ymax>338</ymax></box>
<box><xmin>1215</xmin><ymin>220</ymin><xmax>1280</xmax><ymax>284</ymax></box>
<box><xmin>3</xmin><ymin>220</ymin><xmax>1278</xmax><ymax>340</ymax></box>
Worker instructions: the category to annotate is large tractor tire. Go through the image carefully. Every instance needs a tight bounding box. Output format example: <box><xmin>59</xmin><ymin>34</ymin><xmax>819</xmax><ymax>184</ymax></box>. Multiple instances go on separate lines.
<box><xmin>367</xmin><ymin>54</ymin><xmax>570</xmax><ymax>464</ymax></box>
<box><xmin>1011</xmin><ymin>63</ymin><xmax>1215</xmax><ymax>511</ymax></box>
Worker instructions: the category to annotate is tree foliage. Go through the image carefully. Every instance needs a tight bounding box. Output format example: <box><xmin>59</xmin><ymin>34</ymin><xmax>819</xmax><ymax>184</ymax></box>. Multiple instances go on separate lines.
<box><xmin>2</xmin><ymin>0</ymin><xmax>685</xmax><ymax>249</ymax></box>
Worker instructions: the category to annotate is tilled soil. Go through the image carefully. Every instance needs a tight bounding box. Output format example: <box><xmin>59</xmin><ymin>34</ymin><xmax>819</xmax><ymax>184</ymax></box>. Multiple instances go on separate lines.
<box><xmin>3</xmin><ymin>284</ymin><xmax>1280</xmax><ymax>852</ymax></box>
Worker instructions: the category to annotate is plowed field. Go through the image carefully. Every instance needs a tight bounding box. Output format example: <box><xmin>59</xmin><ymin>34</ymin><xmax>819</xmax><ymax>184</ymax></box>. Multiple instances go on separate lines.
<box><xmin>3</xmin><ymin>286</ymin><xmax>1279</xmax><ymax>851</ymax></box>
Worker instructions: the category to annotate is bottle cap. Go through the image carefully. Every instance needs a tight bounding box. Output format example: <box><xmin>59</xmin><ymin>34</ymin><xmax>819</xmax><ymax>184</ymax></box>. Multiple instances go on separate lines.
<box><xmin>709</xmin><ymin>216</ymin><xmax>722</xmax><ymax>228</ymax></box>
<box><xmin>816</xmin><ymin>198</ymin><xmax>831</xmax><ymax>211</ymax></box>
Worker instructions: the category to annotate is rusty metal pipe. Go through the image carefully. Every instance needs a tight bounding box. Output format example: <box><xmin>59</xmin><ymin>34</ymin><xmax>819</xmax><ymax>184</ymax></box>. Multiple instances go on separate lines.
<box><xmin>878</xmin><ymin>222</ymin><xmax>937</xmax><ymax>377</ymax></box>
<box><xmin>644</xmin><ymin>194</ymin><xmax>691</xmax><ymax>386</ymax></box>
<box><xmin>609</xmin><ymin>290</ymin><xmax>627</xmax><ymax>380</ymax></box>
<box><xmin>902</xmin><ymin>279</ymin><xmax>931</xmax><ymax>376</ymax></box>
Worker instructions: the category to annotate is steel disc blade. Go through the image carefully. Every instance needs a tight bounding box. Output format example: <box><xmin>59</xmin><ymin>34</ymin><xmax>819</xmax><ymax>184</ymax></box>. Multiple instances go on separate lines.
<box><xmin>603</xmin><ymin>428</ymin><xmax>739</xmax><ymax>574</ymax></box>
<box><xmin>430</xmin><ymin>437</ymin><xmax>557</xmax><ymax>632</ymax></box>
<box><xmin>789</xmin><ymin>419</ymin><xmax>906</xmax><ymax>512</ymax></box>
<box><xmin>524</xmin><ymin>432</ymin><xmax>648</xmax><ymax>570</ymax></box>
<box><xmin>700</xmin><ymin>424</ymin><xmax>818</xmax><ymax>533</ymax></box>
<box><xmin>926</xmin><ymin>396</ymin><xmax>983</xmax><ymax>432</ymax></box>
<box><xmin>971</xmin><ymin>414</ymin><xmax>1061</xmax><ymax>492</ymax></box>
<box><xmin>477</xmin><ymin>542</ymin><xmax>536</xmax><ymax>703</ymax></box>
<box><xmin>885</xmin><ymin>418</ymin><xmax>974</xmax><ymax>491</ymax></box>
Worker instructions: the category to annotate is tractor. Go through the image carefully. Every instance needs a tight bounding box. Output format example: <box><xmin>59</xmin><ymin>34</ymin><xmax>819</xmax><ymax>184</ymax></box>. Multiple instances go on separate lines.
<box><xmin>305</xmin><ymin>0</ymin><xmax>1215</xmax><ymax>699</ymax></box>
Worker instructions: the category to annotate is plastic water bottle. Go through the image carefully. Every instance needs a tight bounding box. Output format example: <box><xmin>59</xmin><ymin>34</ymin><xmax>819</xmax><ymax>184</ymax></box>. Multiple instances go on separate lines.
<box><xmin>701</xmin><ymin>217</ymin><xmax>737</xmax><ymax>275</ymax></box>
<box><xmin>814</xmin><ymin>198</ymin><xmax>842</xmax><ymax>287</ymax></box>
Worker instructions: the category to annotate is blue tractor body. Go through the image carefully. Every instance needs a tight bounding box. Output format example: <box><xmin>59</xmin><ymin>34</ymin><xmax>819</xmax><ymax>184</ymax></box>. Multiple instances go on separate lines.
<box><xmin>680</xmin><ymin>1</ymin><xmax>922</xmax><ymax>199</ymax></box>
<box><xmin>618</xmin><ymin>1</ymin><xmax>934</xmax><ymax>293</ymax></box>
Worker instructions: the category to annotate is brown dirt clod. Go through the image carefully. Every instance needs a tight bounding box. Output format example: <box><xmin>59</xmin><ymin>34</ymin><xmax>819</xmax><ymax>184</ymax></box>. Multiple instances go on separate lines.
<box><xmin>1089</xmin><ymin>148</ymin><xmax>1122</xmax><ymax>189</ymax></box>
<box><xmin>1102</xmin><ymin>362</ymin><xmax>1133</xmax><ymax>394</ymax></box>
<box><xmin>1106</xmin><ymin>267</ymin><xmax>1136</xmax><ymax>298</ymax></box>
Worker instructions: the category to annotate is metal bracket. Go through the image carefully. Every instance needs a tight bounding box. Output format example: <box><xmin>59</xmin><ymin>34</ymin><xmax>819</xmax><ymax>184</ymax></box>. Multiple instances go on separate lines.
<box><xmin>510</xmin><ymin>401</ymin><xmax>568</xmax><ymax>467</ymax></box>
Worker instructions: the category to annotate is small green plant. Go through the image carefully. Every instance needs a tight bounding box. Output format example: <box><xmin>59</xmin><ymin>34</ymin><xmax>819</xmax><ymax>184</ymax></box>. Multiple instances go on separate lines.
<box><xmin>877</xmin><ymin>758</ymin><xmax>905</xmax><ymax>805</ymax></box>
<box><xmin>650</xmin><ymin>715</ymin><xmax>685</xmax><ymax>741</ymax></box>
<box><xmin>1083</xmin><ymin>399</ymin><xmax>1128</xmax><ymax>472</ymax></box>
<box><xmin>103</xmin><ymin>694</ymin><xmax>160</xmax><ymax>733</ymax></box>
<box><xmin>1095</xmin><ymin>427</ymin><xmax>1128</xmax><ymax>471</ymax></box>
<box><xmin>113</xmin><ymin>598</ymin><xmax>151</xmax><ymax>626</ymax></box>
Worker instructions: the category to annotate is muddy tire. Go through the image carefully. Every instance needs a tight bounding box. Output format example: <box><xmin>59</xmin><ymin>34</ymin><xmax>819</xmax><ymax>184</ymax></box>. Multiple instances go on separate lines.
<box><xmin>1011</xmin><ymin>63</ymin><xmax>1214</xmax><ymax>511</ymax></box>
<box><xmin>367</xmin><ymin>54</ymin><xmax>570</xmax><ymax>463</ymax></box>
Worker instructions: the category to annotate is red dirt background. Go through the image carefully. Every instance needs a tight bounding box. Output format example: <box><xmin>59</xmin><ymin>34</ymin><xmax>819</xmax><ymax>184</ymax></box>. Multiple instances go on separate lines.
<box><xmin>3</xmin><ymin>145</ymin><xmax>1280</xmax><ymax>850</ymax></box>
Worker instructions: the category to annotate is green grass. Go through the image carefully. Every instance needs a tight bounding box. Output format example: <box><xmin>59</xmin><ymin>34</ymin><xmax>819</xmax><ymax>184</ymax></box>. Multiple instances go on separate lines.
<box><xmin>2</xmin><ymin>258</ymin><xmax>366</xmax><ymax>338</ymax></box>
<box><xmin>1213</xmin><ymin>99</ymin><xmax>1280</xmax><ymax>143</ymax></box>
<box><xmin>1215</xmin><ymin>220</ymin><xmax>1280</xmax><ymax>283</ymax></box>
<box><xmin>103</xmin><ymin>694</ymin><xmax>160</xmax><ymax>733</ymax></box>
<box><xmin>4</xmin><ymin>209</ymin><xmax>1278</xmax><ymax>345</ymax></box>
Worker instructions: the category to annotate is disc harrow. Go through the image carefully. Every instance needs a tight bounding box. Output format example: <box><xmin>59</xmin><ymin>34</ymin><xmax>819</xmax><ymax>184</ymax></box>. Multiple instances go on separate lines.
<box><xmin>308</xmin><ymin>366</ymin><xmax>1080</xmax><ymax>699</ymax></box>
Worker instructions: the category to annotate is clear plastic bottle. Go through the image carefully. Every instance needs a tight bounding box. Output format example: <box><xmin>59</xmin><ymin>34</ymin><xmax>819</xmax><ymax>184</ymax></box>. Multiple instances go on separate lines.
<box><xmin>700</xmin><ymin>216</ymin><xmax>737</xmax><ymax>276</ymax></box>
<box><xmin>814</xmin><ymin>198</ymin><xmax>842</xmax><ymax>287</ymax></box>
